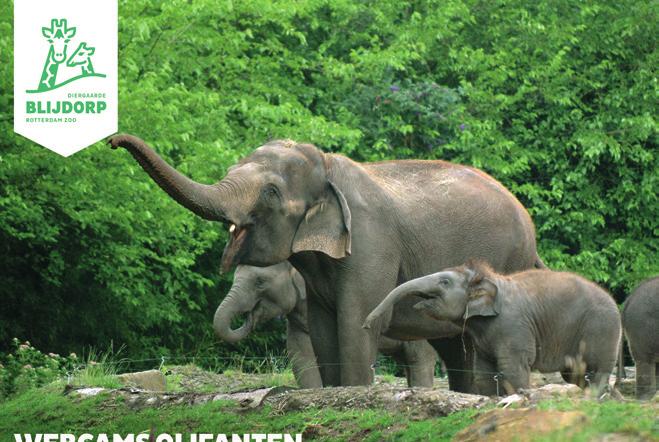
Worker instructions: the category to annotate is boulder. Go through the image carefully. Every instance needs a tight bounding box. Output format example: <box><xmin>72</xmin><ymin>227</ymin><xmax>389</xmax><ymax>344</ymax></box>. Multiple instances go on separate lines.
<box><xmin>118</xmin><ymin>369</ymin><xmax>167</xmax><ymax>391</ymax></box>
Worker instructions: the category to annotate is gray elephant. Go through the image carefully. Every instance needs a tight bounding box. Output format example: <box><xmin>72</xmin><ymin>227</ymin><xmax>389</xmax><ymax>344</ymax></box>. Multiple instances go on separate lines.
<box><xmin>213</xmin><ymin>261</ymin><xmax>438</xmax><ymax>388</ymax></box>
<box><xmin>622</xmin><ymin>276</ymin><xmax>658</xmax><ymax>399</ymax></box>
<box><xmin>364</xmin><ymin>261</ymin><xmax>621</xmax><ymax>395</ymax></box>
<box><xmin>110</xmin><ymin>134</ymin><xmax>543</xmax><ymax>391</ymax></box>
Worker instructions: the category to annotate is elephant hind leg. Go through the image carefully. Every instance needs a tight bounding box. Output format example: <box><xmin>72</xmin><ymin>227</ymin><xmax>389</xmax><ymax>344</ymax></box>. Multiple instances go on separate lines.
<box><xmin>430</xmin><ymin>335</ymin><xmax>475</xmax><ymax>393</ymax></box>
<box><xmin>635</xmin><ymin>359</ymin><xmax>657</xmax><ymax>400</ymax></box>
<box><xmin>401</xmin><ymin>340</ymin><xmax>437</xmax><ymax>388</ymax></box>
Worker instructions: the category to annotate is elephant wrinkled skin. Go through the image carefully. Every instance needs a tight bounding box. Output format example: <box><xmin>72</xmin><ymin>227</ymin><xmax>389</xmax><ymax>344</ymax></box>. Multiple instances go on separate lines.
<box><xmin>364</xmin><ymin>261</ymin><xmax>621</xmax><ymax>396</ymax></box>
<box><xmin>622</xmin><ymin>276</ymin><xmax>659</xmax><ymax>399</ymax></box>
<box><xmin>110</xmin><ymin>134</ymin><xmax>542</xmax><ymax>390</ymax></box>
<box><xmin>213</xmin><ymin>262</ymin><xmax>438</xmax><ymax>388</ymax></box>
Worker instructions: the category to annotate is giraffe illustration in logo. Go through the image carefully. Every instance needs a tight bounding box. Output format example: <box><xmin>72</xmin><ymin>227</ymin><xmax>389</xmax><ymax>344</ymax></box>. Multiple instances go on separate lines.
<box><xmin>67</xmin><ymin>43</ymin><xmax>96</xmax><ymax>75</ymax></box>
<box><xmin>38</xmin><ymin>19</ymin><xmax>76</xmax><ymax>92</ymax></box>
<box><xmin>28</xmin><ymin>18</ymin><xmax>106</xmax><ymax>94</ymax></box>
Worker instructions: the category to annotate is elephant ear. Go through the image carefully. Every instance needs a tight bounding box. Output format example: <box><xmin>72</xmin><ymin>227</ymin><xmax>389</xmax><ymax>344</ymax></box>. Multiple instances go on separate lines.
<box><xmin>290</xmin><ymin>267</ymin><xmax>307</xmax><ymax>301</ymax></box>
<box><xmin>464</xmin><ymin>275</ymin><xmax>500</xmax><ymax>319</ymax></box>
<box><xmin>292</xmin><ymin>180</ymin><xmax>352</xmax><ymax>259</ymax></box>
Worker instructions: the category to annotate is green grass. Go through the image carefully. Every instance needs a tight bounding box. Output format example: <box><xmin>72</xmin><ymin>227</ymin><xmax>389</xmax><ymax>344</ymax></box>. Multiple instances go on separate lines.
<box><xmin>222</xmin><ymin>368</ymin><xmax>296</xmax><ymax>390</ymax></box>
<box><xmin>0</xmin><ymin>384</ymin><xmax>480</xmax><ymax>441</ymax></box>
<box><xmin>535</xmin><ymin>398</ymin><xmax>659</xmax><ymax>441</ymax></box>
<box><xmin>1</xmin><ymin>383</ymin><xmax>656</xmax><ymax>441</ymax></box>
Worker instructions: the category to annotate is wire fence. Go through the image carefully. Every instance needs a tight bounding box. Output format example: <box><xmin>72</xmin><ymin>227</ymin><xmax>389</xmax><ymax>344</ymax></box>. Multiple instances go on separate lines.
<box><xmin>70</xmin><ymin>353</ymin><xmax>608</xmax><ymax>380</ymax></box>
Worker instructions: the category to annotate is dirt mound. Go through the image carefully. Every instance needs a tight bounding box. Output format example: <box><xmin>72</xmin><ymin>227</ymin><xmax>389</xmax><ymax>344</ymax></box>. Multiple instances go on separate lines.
<box><xmin>455</xmin><ymin>408</ymin><xmax>588</xmax><ymax>441</ymax></box>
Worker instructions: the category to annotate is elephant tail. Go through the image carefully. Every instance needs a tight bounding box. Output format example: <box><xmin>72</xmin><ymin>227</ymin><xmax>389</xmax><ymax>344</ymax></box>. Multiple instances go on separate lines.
<box><xmin>534</xmin><ymin>254</ymin><xmax>548</xmax><ymax>269</ymax></box>
<box><xmin>616</xmin><ymin>332</ymin><xmax>626</xmax><ymax>382</ymax></box>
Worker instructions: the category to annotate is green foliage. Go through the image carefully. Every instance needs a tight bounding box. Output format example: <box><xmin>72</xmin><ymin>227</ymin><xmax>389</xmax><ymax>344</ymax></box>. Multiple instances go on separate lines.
<box><xmin>0</xmin><ymin>0</ymin><xmax>656</xmax><ymax>363</ymax></box>
<box><xmin>0</xmin><ymin>340</ymin><xmax>127</xmax><ymax>399</ymax></box>
<box><xmin>0</xmin><ymin>339</ymin><xmax>78</xmax><ymax>399</ymax></box>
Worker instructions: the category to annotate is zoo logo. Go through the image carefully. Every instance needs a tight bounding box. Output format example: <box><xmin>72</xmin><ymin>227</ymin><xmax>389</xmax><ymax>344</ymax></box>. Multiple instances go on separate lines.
<box><xmin>27</xmin><ymin>18</ymin><xmax>106</xmax><ymax>94</ymax></box>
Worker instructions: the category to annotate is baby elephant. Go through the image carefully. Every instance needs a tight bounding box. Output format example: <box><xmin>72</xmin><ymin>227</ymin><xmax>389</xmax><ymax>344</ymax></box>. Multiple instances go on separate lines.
<box><xmin>622</xmin><ymin>276</ymin><xmax>658</xmax><ymax>399</ymax></box>
<box><xmin>364</xmin><ymin>261</ymin><xmax>621</xmax><ymax>396</ymax></box>
<box><xmin>214</xmin><ymin>261</ymin><xmax>437</xmax><ymax>388</ymax></box>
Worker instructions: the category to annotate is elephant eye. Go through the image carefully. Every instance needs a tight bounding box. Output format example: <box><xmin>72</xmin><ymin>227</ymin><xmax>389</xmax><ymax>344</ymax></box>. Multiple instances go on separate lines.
<box><xmin>262</xmin><ymin>185</ymin><xmax>280</xmax><ymax>201</ymax></box>
<box><xmin>439</xmin><ymin>278</ymin><xmax>450</xmax><ymax>286</ymax></box>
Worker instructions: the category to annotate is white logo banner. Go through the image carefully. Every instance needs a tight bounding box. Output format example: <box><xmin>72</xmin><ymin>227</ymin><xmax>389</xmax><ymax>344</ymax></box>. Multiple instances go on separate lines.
<box><xmin>14</xmin><ymin>0</ymin><xmax>118</xmax><ymax>157</ymax></box>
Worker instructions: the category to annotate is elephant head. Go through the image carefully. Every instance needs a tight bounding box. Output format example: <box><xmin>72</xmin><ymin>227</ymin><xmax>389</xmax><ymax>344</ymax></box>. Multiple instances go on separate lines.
<box><xmin>109</xmin><ymin>135</ymin><xmax>351</xmax><ymax>272</ymax></box>
<box><xmin>363</xmin><ymin>261</ymin><xmax>501</xmax><ymax>328</ymax></box>
<box><xmin>213</xmin><ymin>261</ymin><xmax>305</xmax><ymax>343</ymax></box>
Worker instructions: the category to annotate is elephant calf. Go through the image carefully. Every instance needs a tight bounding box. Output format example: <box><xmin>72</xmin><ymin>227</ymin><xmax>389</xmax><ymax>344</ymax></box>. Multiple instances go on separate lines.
<box><xmin>622</xmin><ymin>276</ymin><xmax>659</xmax><ymax>399</ymax></box>
<box><xmin>214</xmin><ymin>262</ymin><xmax>437</xmax><ymax>388</ymax></box>
<box><xmin>364</xmin><ymin>261</ymin><xmax>621</xmax><ymax>396</ymax></box>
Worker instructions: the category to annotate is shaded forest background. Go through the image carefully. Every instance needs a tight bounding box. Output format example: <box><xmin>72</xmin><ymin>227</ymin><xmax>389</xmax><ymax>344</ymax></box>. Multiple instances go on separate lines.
<box><xmin>0</xmin><ymin>0</ymin><xmax>656</xmax><ymax>367</ymax></box>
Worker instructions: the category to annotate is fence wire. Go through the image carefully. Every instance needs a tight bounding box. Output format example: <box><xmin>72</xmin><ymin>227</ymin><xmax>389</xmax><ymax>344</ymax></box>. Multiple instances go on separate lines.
<box><xmin>66</xmin><ymin>354</ymin><xmax>608</xmax><ymax>380</ymax></box>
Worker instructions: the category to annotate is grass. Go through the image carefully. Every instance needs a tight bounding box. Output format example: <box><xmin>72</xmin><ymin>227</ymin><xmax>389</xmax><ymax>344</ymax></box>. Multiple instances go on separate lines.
<box><xmin>0</xmin><ymin>384</ymin><xmax>479</xmax><ymax>441</ymax></box>
<box><xmin>222</xmin><ymin>368</ymin><xmax>296</xmax><ymax>389</ymax></box>
<box><xmin>2</xmin><ymin>361</ymin><xmax>657</xmax><ymax>441</ymax></box>
<box><xmin>535</xmin><ymin>397</ymin><xmax>659</xmax><ymax>441</ymax></box>
<box><xmin>2</xmin><ymin>381</ymin><xmax>656</xmax><ymax>441</ymax></box>
<box><xmin>68</xmin><ymin>348</ymin><xmax>124</xmax><ymax>389</ymax></box>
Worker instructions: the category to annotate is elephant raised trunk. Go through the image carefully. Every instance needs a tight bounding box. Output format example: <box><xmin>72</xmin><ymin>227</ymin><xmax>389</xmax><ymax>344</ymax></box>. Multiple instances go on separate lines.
<box><xmin>109</xmin><ymin>134</ymin><xmax>227</xmax><ymax>221</ymax></box>
<box><xmin>362</xmin><ymin>276</ymin><xmax>439</xmax><ymax>329</ymax></box>
<box><xmin>213</xmin><ymin>288</ymin><xmax>256</xmax><ymax>343</ymax></box>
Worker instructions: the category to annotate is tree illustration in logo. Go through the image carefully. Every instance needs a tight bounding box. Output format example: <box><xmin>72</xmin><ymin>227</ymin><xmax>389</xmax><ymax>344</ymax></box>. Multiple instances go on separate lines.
<box><xmin>28</xmin><ymin>18</ymin><xmax>106</xmax><ymax>93</ymax></box>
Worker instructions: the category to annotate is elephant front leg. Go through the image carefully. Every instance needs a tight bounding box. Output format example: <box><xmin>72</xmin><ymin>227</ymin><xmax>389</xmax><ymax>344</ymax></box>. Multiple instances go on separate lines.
<box><xmin>473</xmin><ymin>353</ymin><xmax>498</xmax><ymax>396</ymax></box>
<box><xmin>338</xmin><ymin>313</ymin><xmax>379</xmax><ymax>386</ymax></box>
<box><xmin>286</xmin><ymin>321</ymin><xmax>323</xmax><ymax>389</ymax></box>
<box><xmin>496</xmin><ymin>355</ymin><xmax>532</xmax><ymax>395</ymax></box>
<box><xmin>429</xmin><ymin>335</ymin><xmax>476</xmax><ymax>393</ymax></box>
<box><xmin>307</xmin><ymin>298</ymin><xmax>340</xmax><ymax>387</ymax></box>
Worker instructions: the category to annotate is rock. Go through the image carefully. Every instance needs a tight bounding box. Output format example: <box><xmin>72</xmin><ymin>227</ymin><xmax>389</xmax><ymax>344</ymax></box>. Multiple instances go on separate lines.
<box><xmin>73</xmin><ymin>387</ymin><xmax>106</xmax><ymax>397</ymax></box>
<box><xmin>520</xmin><ymin>383</ymin><xmax>583</xmax><ymax>403</ymax></box>
<box><xmin>454</xmin><ymin>408</ymin><xmax>588</xmax><ymax>441</ymax></box>
<box><xmin>67</xmin><ymin>385</ymin><xmax>296</xmax><ymax>410</ymax></box>
<box><xmin>118</xmin><ymin>369</ymin><xmax>167</xmax><ymax>391</ymax></box>
<box><xmin>491</xmin><ymin>384</ymin><xmax>583</xmax><ymax>408</ymax></box>
<box><xmin>263</xmin><ymin>385</ymin><xmax>491</xmax><ymax>418</ymax></box>
<box><xmin>497</xmin><ymin>394</ymin><xmax>525</xmax><ymax>408</ymax></box>
<box><xmin>212</xmin><ymin>386</ymin><xmax>295</xmax><ymax>409</ymax></box>
<box><xmin>529</xmin><ymin>372</ymin><xmax>566</xmax><ymax>387</ymax></box>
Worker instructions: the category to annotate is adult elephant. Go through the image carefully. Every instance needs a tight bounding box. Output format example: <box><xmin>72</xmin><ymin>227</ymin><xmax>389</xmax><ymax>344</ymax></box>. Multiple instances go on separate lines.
<box><xmin>622</xmin><ymin>276</ymin><xmax>659</xmax><ymax>399</ymax></box>
<box><xmin>109</xmin><ymin>134</ymin><xmax>542</xmax><ymax>391</ymax></box>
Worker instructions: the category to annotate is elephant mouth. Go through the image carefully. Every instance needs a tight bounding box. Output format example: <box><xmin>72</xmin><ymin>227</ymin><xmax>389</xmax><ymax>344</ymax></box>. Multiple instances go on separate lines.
<box><xmin>221</xmin><ymin>223</ymin><xmax>248</xmax><ymax>273</ymax></box>
<box><xmin>233</xmin><ymin>310</ymin><xmax>254</xmax><ymax>334</ymax></box>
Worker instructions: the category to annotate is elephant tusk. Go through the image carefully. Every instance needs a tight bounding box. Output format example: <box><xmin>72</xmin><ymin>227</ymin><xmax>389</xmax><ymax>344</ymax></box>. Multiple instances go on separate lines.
<box><xmin>229</xmin><ymin>224</ymin><xmax>236</xmax><ymax>233</ymax></box>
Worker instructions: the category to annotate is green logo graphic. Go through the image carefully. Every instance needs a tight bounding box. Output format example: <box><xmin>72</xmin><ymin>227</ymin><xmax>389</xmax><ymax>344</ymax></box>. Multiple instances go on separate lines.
<box><xmin>27</xmin><ymin>18</ymin><xmax>106</xmax><ymax>93</ymax></box>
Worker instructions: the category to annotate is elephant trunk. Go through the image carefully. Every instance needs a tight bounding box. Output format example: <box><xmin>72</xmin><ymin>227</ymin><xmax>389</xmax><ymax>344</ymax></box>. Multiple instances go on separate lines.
<box><xmin>363</xmin><ymin>276</ymin><xmax>438</xmax><ymax>329</ymax></box>
<box><xmin>109</xmin><ymin>134</ymin><xmax>227</xmax><ymax>221</ymax></box>
<box><xmin>213</xmin><ymin>290</ymin><xmax>254</xmax><ymax>343</ymax></box>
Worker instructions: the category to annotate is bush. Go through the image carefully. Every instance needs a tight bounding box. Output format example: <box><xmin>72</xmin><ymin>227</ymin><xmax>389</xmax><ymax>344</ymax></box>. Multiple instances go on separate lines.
<box><xmin>0</xmin><ymin>338</ymin><xmax>78</xmax><ymax>399</ymax></box>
